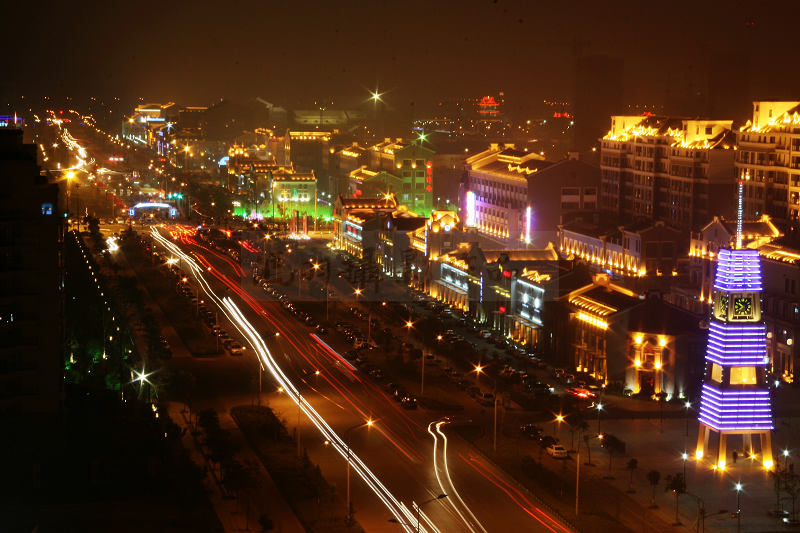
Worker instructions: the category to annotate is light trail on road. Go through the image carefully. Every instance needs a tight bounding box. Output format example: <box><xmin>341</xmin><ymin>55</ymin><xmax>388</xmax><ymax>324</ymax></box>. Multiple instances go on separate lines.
<box><xmin>427</xmin><ymin>421</ymin><xmax>487</xmax><ymax>533</ymax></box>
<box><xmin>459</xmin><ymin>452</ymin><xmax>572</xmax><ymax>533</ymax></box>
<box><xmin>151</xmin><ymin>226</ymin><xmax>428</xmax><ymax>532</ymax></box>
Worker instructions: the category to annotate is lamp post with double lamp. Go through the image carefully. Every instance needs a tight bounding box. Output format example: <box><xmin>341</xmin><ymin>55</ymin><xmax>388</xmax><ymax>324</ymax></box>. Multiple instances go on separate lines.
<box><xmin>344</xmin><ymin>419</ymin><xmax>374</xmax><ymax>524</ymax></box>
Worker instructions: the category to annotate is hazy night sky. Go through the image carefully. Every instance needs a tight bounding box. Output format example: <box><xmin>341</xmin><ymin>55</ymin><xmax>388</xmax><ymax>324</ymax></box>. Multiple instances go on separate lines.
<box><xmin>4</xmin><ymin>0</ymin><xmax>800</xmax><ymax>116</ymax></box>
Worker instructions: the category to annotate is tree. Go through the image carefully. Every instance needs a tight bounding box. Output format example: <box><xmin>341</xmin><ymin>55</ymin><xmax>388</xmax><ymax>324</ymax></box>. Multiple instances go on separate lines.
<box><xmin>601</xmin><ymin>434</ymin><xmax>625</xmax><ymax>475</ymax></box>
<box><xmin>583</xmin><ymin>435</ymin><xmax>593</xmax><ymax>466</ymax></box>
<box><xmin>783</xmin><ymin>469</ymin><xmax>800</xmax><ymax>522</ymax></box>
<box><xmin>665</xmin><ymin>473</ymin><xmax>686</xmax><ymax>525</ymax></box>
<box><xmin>626</xmin><ymin>458</ymin><xmax>638</xmax><ymax>493</ymax></box>
<box><xmin>567</xmin><ymin>411</ymin><xmax>588</xmax><ymax>452</ymax></box>
<box><xmin>258</xmin><ymin>515</ymin><xmax>274</xmax><ymax>532</ymax></box>
<box><xmin>647</xmin><ymin>470</ymin><xmax>661</xmax><ymax>508</ymax></box>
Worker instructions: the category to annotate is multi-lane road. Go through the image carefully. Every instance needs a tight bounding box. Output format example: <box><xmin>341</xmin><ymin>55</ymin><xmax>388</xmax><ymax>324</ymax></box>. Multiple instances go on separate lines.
<box><xmin>150</xmin><ymin>224</ymin><xmax>574</xmax><ymax>533</ymax></box>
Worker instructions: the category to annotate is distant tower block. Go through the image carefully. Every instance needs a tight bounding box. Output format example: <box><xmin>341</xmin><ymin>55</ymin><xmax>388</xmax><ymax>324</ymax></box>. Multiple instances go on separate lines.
<box><xmin>696</xmin><ymin>248</ymin><xmax>774</xmax><ymax>470</ymax></box>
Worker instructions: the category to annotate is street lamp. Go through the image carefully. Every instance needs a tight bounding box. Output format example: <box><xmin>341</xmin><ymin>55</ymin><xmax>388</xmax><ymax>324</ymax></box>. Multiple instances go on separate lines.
<box><xmin>344</xmin><ymin>419</ymin><xmax>374</xmax><ymax>524</ymax></box>
<box><xmin>784</xmin><ymin>449</ymin><xmax>791</xmax><ymax>470</ymax></box>
<box><xmin>555</xmin><ymin>414</ymin><xmax>565</xmax><ymax>440</ymax></box>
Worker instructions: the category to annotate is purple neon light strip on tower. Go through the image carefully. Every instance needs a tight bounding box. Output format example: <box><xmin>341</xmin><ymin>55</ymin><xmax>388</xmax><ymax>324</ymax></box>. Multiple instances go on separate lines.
<box><xmin>713</xmin><ymin>248</ymin><xmax>762</xmax><ymax>292</ymax></box>
<box><xmin>698</xmin><ymin>383</ymin><xmax>773</xmax><ymax>431</ymax></box>
<box><xmin>705</xmin><ymin>322</ymin><xmax>767</xmax><ymax>365</ymax></box>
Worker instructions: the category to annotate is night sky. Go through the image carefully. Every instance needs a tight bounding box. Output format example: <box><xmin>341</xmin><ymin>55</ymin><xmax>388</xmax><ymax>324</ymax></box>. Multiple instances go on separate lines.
<box><xmin>4</xmin><ymin>0</ymin><xmax>800</xmax><ymax>114</ymax></box>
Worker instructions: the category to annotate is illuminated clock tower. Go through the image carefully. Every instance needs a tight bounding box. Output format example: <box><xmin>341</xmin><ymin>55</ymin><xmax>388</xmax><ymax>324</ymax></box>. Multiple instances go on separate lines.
<box><xmin>696</xmin><ymin>181</ymin><xmax>774</xmax><ymax>470</ymax></box>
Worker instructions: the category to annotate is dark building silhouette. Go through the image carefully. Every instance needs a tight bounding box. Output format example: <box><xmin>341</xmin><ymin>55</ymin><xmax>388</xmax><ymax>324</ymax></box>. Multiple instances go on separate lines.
<box><xmin>0</xmin><ymin>127</ymin><xmax>62</xmax><ymax>413</ymax></box>
<box><xmin>573</xmin><ymin>55</ymin><xmax>624</xmax><ymax>153</ymax></box>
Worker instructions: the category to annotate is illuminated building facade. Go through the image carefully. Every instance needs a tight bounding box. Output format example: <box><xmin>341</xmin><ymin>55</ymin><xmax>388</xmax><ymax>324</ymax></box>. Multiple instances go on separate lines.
<box><xmin>463</xmin><ymin>147</ymin><xmax>601</xmax><ymax>247</ymax></box>
<box><xmin>736</xmin><ymin>101</ymin><xmax>800</xmax><ymax>225</ymax></box>
<box><xmin>332</xmin><ymin>195</ymin><xmax>399</xmax><ymax>259</ymax></box>
<box><xmin>696</xmin><ymin>248</ymin><xmax>774</xmax><ymax>470</ymax></box>
<box><xmin>429</xmin><ymin>242</ymin><xmax>557</xmax><ymax>343</ymax></box>
<box><xmin>271</xmin><ymin>167</ymin><xmax>317</xmax><ymax>216</ymax></box>
<box><xmin>557</xmin><ymin>220</ymin><xmax>684</xmax><ymax>280</ymax></box>
<box><xmin>462</xmin><ymin>144</ymin><xmax>550</xmax><ymax>244</ymax></box>
<box><xmin>624</xmin><ymin>299</ymin><xmax>705</xmax><ymax>398</ymax></box>
<box><xmin>600</xmin><ymin>115</ymin><xmax>736</xmax><ymax>229</ymax></box>
<box><xmin>343</xmin><ymin>140</ymin><xmax>435</xmax><ymax>216</ymax></box>
<box><xmin>759</xmin><ymin>244</ymin><xmax>800</xmax><ymax>382</ymax></box>
<box><xmin>561</xmin><ymin>274</ymin><xmax>642</xmax><ymax>383</ymax></box>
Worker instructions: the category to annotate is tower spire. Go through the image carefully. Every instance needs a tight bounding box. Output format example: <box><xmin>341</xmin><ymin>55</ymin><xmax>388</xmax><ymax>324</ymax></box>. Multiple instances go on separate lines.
<box><xmin>736</xmin><ymin>179</ymin><xmax>744</xmax><ymax>249</ymax></box>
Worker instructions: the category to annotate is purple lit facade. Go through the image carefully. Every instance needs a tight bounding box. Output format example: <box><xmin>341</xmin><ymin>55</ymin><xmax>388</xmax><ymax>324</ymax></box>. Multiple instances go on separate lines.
<box><xmin>696</xmin><ymin>248</ymin><xmax>774</xmax><ymax>467</ymax></box>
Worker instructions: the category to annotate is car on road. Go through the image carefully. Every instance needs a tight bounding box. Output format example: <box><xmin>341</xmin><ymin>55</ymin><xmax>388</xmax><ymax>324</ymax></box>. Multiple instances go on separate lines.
<box><xmin>565</xmin><ymin>387</ymin><xmax>597</xmax><ymax>400</ymax></box>
<box><xmin>229</xmin><ymin>341</ymin><xmax>244</xmax><ymax>356</ymax></box>
<box><xmin>400</xmin><ymin>396</ymin><xmax>418</xmax><ymax>410</ymax></box>
<box><xmin>546</xmin><ymin>444</ymin><xmax>568</xmax><ymax>458</ymax></box>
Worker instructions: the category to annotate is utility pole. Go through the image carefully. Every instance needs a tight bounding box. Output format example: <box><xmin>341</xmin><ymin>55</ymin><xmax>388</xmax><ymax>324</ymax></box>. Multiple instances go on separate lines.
<box><xmin>576</xmin><ymin>445</ymin><xmax>581</xmax><ymax>516</ymax></box>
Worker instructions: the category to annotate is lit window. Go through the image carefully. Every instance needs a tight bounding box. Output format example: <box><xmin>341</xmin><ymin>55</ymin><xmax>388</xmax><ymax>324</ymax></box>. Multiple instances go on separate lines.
<box><xmin>711</xmin><ymin>363</ymin><xmax>722</xmax><ymax>383</ymax></box>
<box><xmin>730</xmin><ymin>366</ymin><xmax>757</xmax><ymax>385</ymax></box>
<box><xmin>41</xmin><ymin>203</ymin><xmax>53</xmax><ymax>215</ymax></box>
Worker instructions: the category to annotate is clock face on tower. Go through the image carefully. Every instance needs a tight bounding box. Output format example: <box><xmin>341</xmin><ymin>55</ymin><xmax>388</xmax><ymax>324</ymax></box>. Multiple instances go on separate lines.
<box><xmin>716</xmin><ymin>295</ymin><xmax>728</xmax><ymax>319</ymax></box>
<box><xmin>733</xmin><ymin>296</ymin><xmax>753</xmax><ymax>318</ymax></box>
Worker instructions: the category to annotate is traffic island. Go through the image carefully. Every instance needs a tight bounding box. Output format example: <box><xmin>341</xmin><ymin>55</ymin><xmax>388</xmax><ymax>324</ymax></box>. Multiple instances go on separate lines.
<box><xmin>231</xmin><ymin>405</ymin><xmax>364</xmax><ymax>533</ymax></box>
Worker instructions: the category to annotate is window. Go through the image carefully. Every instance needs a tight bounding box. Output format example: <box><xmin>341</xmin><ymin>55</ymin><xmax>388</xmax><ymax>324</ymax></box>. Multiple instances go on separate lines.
<box><xmin>730</xmin><ymin>366</ymin><xmax>757</xmax><ymax>385</ymax></box>
<box><xmin>711</xmin><ymin>363</ymin><xmax>722</xmax><ymax>383</ymax></box>
<box><xmin>705</xmin><ymin>127</ymin><xmax>712</xmax><ymax>135</ymax></box>
<box><xmin>41</xmin><ymin>203</ymin><xmax>53</xmax><ymax>215</ymax></box>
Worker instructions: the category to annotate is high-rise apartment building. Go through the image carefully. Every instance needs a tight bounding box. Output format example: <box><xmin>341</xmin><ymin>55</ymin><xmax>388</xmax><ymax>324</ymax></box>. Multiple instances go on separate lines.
<box><xmin>0</xmin><ymin>127</ymin><xmax>62</xmax><ymax>414</ymax></box>
<box><xmin>600</xmin><ymin>115</ymin><xmax>736</xmax><ymax>229</ymax></box>
<box><xmin>736</xmin><ymin>101</ymin><xmax>800</xmax><ymax>226</ymax></box>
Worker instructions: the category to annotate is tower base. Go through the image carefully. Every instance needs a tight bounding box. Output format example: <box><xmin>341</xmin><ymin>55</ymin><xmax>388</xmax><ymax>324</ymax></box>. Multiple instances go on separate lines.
<box><xmin>696</xmin><ymin>424</ymin><xmax>774</xmax><ymax>470</ymax></box>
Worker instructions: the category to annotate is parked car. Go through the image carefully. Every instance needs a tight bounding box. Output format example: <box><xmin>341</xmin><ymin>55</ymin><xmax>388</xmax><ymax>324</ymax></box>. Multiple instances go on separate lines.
<box><xmin>520</xmin><ymin>424</ymin><xmax>543</xmax><ymax>439</ymax></box>
<box><xmin>546</xmin><ymin>444</ymin><xmax>568</xmax><ymax>458</ymax></box>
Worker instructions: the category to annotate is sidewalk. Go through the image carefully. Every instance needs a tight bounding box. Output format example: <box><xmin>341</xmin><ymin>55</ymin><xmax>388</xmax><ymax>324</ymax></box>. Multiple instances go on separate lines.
<box><xmin>169</xmin><ymin>402</ymin><xmax>305</xmax><ymax>533</ymax></box>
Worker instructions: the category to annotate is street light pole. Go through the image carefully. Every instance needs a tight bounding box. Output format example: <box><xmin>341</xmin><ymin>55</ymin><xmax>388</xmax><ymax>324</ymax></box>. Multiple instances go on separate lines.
<box><xmin>576</xmin><ymin>445</ymin><xmax>581</xmax><ymax>516</ymax></box>
<box><xmin>596</xmin><ymin>402</ymin><xmax>603</xmax><ymax>434</ymax></box>
<box><xmin>735</xmin><ymin>482</ymin><xmax>743</xmax><ymax>533</ymax></box>
<box><xmin>420</xmin><ymin>349</ymin><xmax>425</xmax><ymax>396</ymax></box>
<box><xmin>685</xmin><ymin>401</ymin><xmax>692</xmax><ymax>437</ymax></box>
<box><xmin>344</xmin><ymin>420</ymin><xmax>373</xmax><ymax>524</ymax></box>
